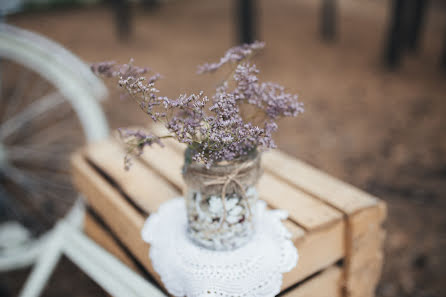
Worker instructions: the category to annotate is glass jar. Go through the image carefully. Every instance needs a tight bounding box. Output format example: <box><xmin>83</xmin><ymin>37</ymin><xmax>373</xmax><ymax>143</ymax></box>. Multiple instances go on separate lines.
<box><xmin>182</xmin><ymin>149</ymin><xmax>262</xmax><ymax>251</ymax></box>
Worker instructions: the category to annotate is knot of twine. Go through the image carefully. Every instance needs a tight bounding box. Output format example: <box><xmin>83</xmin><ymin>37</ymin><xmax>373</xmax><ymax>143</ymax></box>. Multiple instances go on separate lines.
<box><xmin>196</xmin><ymin>160</ymin><xmax>256</xmax><ymax>231</ymax></box>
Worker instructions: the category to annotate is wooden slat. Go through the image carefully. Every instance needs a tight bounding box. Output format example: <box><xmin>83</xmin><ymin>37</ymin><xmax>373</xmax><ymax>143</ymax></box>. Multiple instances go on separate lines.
<box><xmin>282</xmin><ymin>266</ymin><xmax>343</xmax><ymax>297</ymax></box>
<box><xmin>140</xmin><ymin>144</ymin><xmax>186</xmax><ymax>192</ymax></box>
<box><xmin>283</xmin><ymin>220</ymin><xmax>344</xmax><ymax>288</ymax></box>
<box><xmin>262</xmin><ymin>150</ymin><xmax>377</xmax><ymax>214</ymax></box>
<box><xmin>349</xmin><ymin>229</ymin><xmax>385</xmax><ymax>273</ymax></box>
<box><xmin>71</xmin><ymin>152</ymin><xmax>145</xmax><ymax>231</ymax></box>
<box><xmin>344</xmin><ymin>202</ymin><xmax>387</xmax><ymax>282</ymax></box>
<box><xmin>258</xmin><ymin>174</ymin><xmax>343</xmax><ymax>230</ymax></box>
<box><xmin>71</xmin><ymin>152</ymin><xmax>162</xmax><ymax>286</ymax></box>
<box><xmin>84</xmin><ymin>213</ymin><xmax>137</xmax><ymax>271</ymax></box>
<box><xmin>346</xmin><ymin>253</ymin><xmax>384</xmax><ymax>297</ymax></box>
<box><xmin>262</xmin><ymin>149</ymin><xmax>387</xmax><ymax>295</ymax></box>
<box><xmin>283</xmin><ymin>220</ymin><xmax>306</xmax><ymax>243</ymax></box>
<box><xmin>349</xmin><ymin>201</ymin><xmax>387</xmax><ymax>241</ymax></box>
<box><xmin>85</xmin><ymin>140</ymin><xmax>179</xmax><ymax>214</ymax></box>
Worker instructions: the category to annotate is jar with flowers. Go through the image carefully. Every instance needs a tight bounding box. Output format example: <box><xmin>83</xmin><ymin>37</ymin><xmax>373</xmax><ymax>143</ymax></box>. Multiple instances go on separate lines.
<box><xmin>91</xmin><ymin>42</ymin><xmax>303</xmax><ymax>251</ymax></box>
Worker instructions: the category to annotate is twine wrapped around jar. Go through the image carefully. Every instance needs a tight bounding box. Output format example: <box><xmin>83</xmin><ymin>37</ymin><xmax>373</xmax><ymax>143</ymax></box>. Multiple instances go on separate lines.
<box><xmin>183</xmin><ymin>148</ymin><xmax>262</xmax><ymax>250</ymax></box>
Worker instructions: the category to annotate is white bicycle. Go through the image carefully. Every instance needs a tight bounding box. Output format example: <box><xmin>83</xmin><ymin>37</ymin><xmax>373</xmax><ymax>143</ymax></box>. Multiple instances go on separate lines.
<box><xmin>0</xmin><ymin>21</ymin><xmax>164</xmax><ymax>297</ymax></box>
<box><xmin>0</xmin><ymin>21</ymin><xmax>109</xmax><ymax>267</ymax></box>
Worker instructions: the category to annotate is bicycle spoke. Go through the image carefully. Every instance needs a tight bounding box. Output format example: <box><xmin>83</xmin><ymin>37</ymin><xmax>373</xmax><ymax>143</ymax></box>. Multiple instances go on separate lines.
<box><xmin>0</xmin><ymin>183</ymin><xmax>24</xmax><ymax>221</ymax></box>
<box><xmin>5</xmin><ymin>145</ymin><xmax>69</xmax><ymax>162</ymax></box>
<box><xmin>22</xmin><ymin>76</ymin><xmax>51</xmax><ymax>107</ymax></box>
<box><xmin>14</xmin><ymin>107</ymin><xmax>81</xmax><ymax>146</ymax></box>
<box><xmin>2</xmin><ymin>165</ymin><xmax>73</xmax><ymax>203</ymax></box>
<box><xmin>0</xmin><ymin>91</ymin><xmax>65</xmax><ymax>141</ymax></box>
<box><xmin>14</xmin><ymin>168</ymin><xmax>72</xmax><ymax>190</ymax></box>
<box><xmin>0</xmin><ymin>68</ymin><xmax>32</xmax><ymax>121</ymax></box>
<box><xmin>17</xmin><ymin>168</ymin><xmax>72</xmax><ymax>185</ymax></box>
<box><xmin>8</xmin><ymin>142</ymin><xmax>80</xmax><ymax>163</ymax></box>
<box><xmin>1</xmin><ymin>169</ymin><xmax>53</xmax><ymax>230</ymax></box>
<box><xmin>0</xmin><ymin>59</ymin><xmax>3</xmax><ymax>104</ymax></box>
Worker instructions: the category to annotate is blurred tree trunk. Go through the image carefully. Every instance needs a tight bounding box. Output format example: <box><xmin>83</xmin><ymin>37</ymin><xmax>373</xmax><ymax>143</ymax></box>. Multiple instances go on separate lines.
<box><xmin>236</xmin><ymin>0</ymin><xmax>257</xmax><ymax>44</ymax></box>
<box><xmin>321</xmin><ymin>0</ymin><xmax>337</xmax><ymax>42</ymax></box>
<box><xmin>384</xmin><ymin>0</ymin><xmax>408</xmax><ymax>69</ymax></box>
<box><xmin>406</xmin><ymin>0</ymin><xmax>429</xmax><ymax>53</ymax></box>
<box><xmin>109</xmin><ymin>0</ymin><xmax>131</xmax><ymax>41</ymax></box>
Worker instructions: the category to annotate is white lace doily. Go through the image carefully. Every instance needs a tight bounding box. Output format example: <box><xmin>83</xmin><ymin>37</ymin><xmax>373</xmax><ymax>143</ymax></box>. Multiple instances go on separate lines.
<box><xmin>141</xmin><ymin>198</ymin><xmax>298</xmax><ymax>297</ymax></box>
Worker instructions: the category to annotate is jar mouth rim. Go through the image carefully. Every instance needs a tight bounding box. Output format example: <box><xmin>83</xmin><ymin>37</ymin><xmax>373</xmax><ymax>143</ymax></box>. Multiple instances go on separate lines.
<box><xmin>184</xmin><ymin>146</ymin><xmax>260</xmax><ymax>168</ymax></box>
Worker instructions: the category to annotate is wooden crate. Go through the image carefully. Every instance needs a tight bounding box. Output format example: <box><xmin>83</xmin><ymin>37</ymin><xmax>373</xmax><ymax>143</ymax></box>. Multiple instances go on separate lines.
<box><xmin>71</xmin><ymin>135</ymin><xmax>386</xmax><ymax>297</ymax></box>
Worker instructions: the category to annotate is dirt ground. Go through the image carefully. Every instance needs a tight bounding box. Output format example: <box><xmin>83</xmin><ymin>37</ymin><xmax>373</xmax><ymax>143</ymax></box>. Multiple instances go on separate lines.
<box><xmin>2</xmin><ymin>0</ymin><xmax>446</xmax><ymax>296</ymax></box>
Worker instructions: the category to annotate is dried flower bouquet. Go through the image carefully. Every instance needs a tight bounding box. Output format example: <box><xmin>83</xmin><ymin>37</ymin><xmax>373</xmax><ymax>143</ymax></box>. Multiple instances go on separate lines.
<box><xmin>92</xmin><ymin>42</ymin><xmax>303</xmax><ymax>250</ymax></box>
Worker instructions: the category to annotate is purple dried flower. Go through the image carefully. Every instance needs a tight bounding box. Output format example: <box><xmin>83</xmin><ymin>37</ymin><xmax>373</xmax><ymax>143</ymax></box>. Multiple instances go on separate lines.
<box><xmin>92</xmin><ymin>43</ymin><xmax>303</xmax><ymax>169</ymax></box>
<box><xmin>233</xmin><ymin>63</ymin><xmax>304</xmax><ymax>119</ymax></box>
<box><xmin>118</xmin><ymin>128</ymin><xmax>163</xmax><ymax>170</ymax></box>
<box><xmin>90</xmin><ymin>61</ymin><xmax>116</xmax><ymax>77</ymax></box>
<box><xmin>197</xmin><ymin>41</ymin><xmax>265</xmax><ymax>74</ymax></box>
<box><xmin>91</xmin><ymin>59</ymin><xmax>149</xmax><ymax>78</ymax></box>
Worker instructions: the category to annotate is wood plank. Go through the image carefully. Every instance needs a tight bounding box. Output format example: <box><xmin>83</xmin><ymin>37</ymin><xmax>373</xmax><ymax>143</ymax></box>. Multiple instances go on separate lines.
<box><xmin>345</xmin><ymin>202</ymin><xmax>387</xmax><ymax>278</ymax></box>
<box><xmin>110</xmin><ymin>125</ymin><xmax>185</xmax><ymax>191</ymax></box>
<box><xmin>283</xmin><ymin>220</ymin><xmax>306</xmax><ymax>244</ymax></box>
<box><xmin>346</xmin><ymin>252</ymin><xmax>384</xmax><ymax>297</ymax></box>
<box><xmin>70</xmin><ymin>152</ymin><xmax>162</xmax><ymax>286</ymax></box>
<box><xmin>262</xmin><ymin>150</ymin><xmax>378</xmax><ymax>215</ymax></box>
<box><xmin>258</xmin><ymin>174</ymin><xmax>343</xmax><ymax>231</ymax></box>
<box><xmin>282</xmin><ymin>266</ymin><xmax>343</xmax><ymax>297</ymax></box>
<box><xmin>140</xmin><ymin>143</ymin><xmax>186</xmax><ymax>192</ymax></box>
<box><xmin>261</xmin><ymin>149</ymin><xmax>386</xmax><ymax>294</ymax></box>
<box><xmin>283</xmin><ymin>220</ymin><xmax>345</xmax><ymax>289</ymax></box>
<box><xmin>349</xmin><ymin>201</ymin><xmax>387</xmax><ymax>241</ymax></box>
<box><xmin>349</xmin><ymin>229</ymin><xmax>385</xmax><ymax>273</ymax></box>
<box><xmin>84</xmin><ymin>212</ymin><xmax>171</xmax><ymax>297</ymax></box>
<box><xmin>84</xmin><ymin>212</ymin><xmax>137</xmax><ymax>271</ymax></box>
<box><xmin>149</xmin><ymin>124</ymin><xmax>186</xmax><ymax>151</ymax></box>
<box><xmin>71</xmin><ymin>152</ymin><xmax>145</xmax><ymax>231</ymax></box>
<box><xmin>85</xmin><ymin>140</ymin><xmax>179</xmax><ymax>214</ymax></box>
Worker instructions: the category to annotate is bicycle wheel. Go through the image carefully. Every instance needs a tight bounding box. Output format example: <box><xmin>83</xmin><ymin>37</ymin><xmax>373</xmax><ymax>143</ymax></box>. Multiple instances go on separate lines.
<box><xmin>0</xmin><ymin>24</ymin><xmax>109</xmax><ymax>270</ymax></box>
